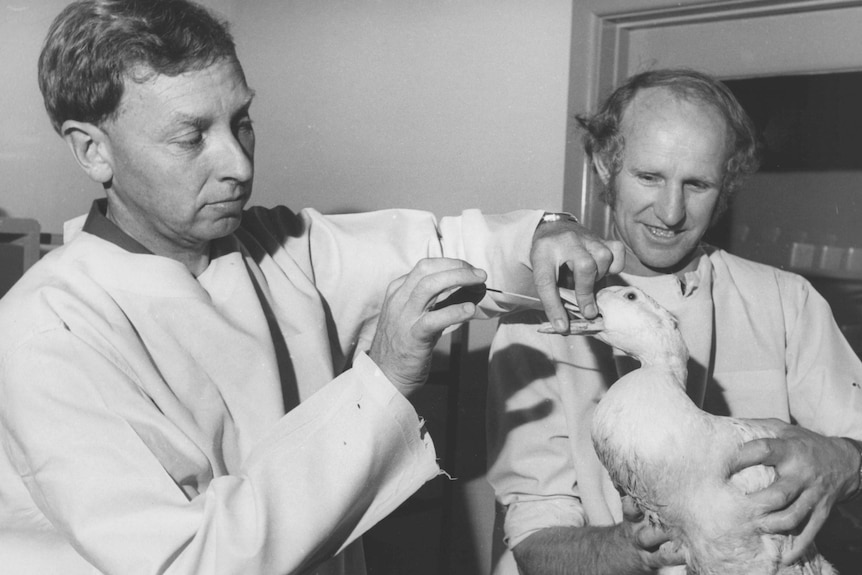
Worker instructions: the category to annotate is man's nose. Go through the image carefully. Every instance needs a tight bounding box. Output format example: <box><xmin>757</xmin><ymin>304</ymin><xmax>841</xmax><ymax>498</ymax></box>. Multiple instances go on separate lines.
<box><xmin>216</xmin><ymin>129</ymin><xmax>254</xmax><ymax>182</ymax></box>
<box><xmin>654</xmin><ymin>183</ymin><xmax>686</xmax><ymax>227</ymax></box>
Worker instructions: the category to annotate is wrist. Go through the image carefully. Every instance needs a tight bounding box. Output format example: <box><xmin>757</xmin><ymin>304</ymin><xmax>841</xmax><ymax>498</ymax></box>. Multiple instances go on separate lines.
<box><xmin>539</xmin><ymin>211</ymin><xmax>580</xmax><ymax>226</ymax></box>
<box><xmin>841</xmin><ymin>437</ymin><xmax>862</xmax><ymax>501</ymax></box>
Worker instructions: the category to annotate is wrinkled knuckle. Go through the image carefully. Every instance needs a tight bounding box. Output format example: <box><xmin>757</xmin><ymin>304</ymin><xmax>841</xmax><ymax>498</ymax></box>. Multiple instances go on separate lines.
<box><xmin>385</xmin><ymin>275</ymin><xmax>405</xmax><ymax>296</ymax></box>
<box><xmin>594</xmin><ymin>245</ymin><xmax>614</xmax><ymax>265</ymax></box>
<box><xmin>571</xmin><ymin>256</ymin><xmax>599</xmax><ymax>278</ymax></box>
<box><xmin>414</xmin><ymin>257</ymin><xmax>435</xmax><ymax>272</ymax></box>
<box><xmin>592</xmin><ymin>252</ymin><xmax>615</xmax><ymax>275</ymax></box>
<box><xmin>776</xmin><ymin>488</ymin><xmax>795</xmax><ymax>508</ymax></box>
<box><xmin>756</xmin><ymin>439</ymin><xmax>776</xmax><ymax>459</ymax></box>
<box><xmin>759</xmin><ymin>486</ymin><xmax>792</xmax><ymax>511</ymax></box>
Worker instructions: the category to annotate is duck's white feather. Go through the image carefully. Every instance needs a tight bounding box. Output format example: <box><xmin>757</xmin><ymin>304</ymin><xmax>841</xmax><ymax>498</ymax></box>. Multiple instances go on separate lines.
<box><xmin>585</xmin><ymin>285</ymin><xmax>834</xmax><ymax>575</ymax></box>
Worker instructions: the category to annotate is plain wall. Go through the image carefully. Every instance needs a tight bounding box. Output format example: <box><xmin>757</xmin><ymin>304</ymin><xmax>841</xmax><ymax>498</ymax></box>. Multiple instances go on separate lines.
<box><xmin>231</xmin><ymin>0</ymin><xmax>572</xmax><ymax>218</ymax></box>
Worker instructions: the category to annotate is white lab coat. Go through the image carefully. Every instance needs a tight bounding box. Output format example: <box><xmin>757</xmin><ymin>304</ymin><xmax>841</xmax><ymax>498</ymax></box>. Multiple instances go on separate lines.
<box><xmin>488</xmin><ymin>248</ymin><xmax>862</xmax><ymax>575</ymax></box>
<box><xmin>0</xmin><ymin>205</ymin><xmax>543</xmax><ymax>574</ymax></box>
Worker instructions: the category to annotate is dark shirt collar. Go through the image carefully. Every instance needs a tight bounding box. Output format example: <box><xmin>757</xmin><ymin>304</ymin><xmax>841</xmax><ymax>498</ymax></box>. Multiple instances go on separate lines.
<box><xmin>82</xmin><ymin>199</ymin><xmax>153</xmax><ymax>255</ymax></box>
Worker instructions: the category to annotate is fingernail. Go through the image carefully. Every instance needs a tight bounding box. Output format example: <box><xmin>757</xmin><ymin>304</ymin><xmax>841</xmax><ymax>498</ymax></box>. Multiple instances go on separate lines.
<box><xmin>585</xmin><ymin>304</ymin><xmax>597</xmax><ymax>318</ymax></box>
<box><xmin>473</xmin><ymin>268</ymin><xmax>487</xmax><ymax>279</ymax></box>
<box><xmin>554</xmin><ymin>318</ymin><xmax>568</xmax><ymax>332</ymax></box>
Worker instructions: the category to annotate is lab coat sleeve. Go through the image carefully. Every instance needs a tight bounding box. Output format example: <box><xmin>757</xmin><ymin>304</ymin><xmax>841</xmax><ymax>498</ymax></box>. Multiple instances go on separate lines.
<box><xmin>0</xmin><ymin>330</ymin><xmax>437</xmax><ymax>575</ymax></box>
<box><xmin>437</xmin><ymin>209</ymin><xmax>547</xmax><ymax>299</ymax></box>
<box><xmin>295</xmin><ymin>208</ymin><xmax>545</xmax><ymax>321</ymax></box>
<box><xmin>780</xmin><ymin>273</ymin><xmax>862</xmax><ymax>530</ymax></box>
<box><xmin>781</xmin><ymin>273</ymin><xmax>862</xmax><ymax>440</ymax></box>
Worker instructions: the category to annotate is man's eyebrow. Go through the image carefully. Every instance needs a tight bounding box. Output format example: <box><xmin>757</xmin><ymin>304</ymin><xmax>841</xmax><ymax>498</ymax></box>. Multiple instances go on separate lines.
<box><xmin>167</xmin><ymin>91</ymin><xmax>256</xmax><ymax>130</ymax></box>
<box><xmin>236</xmin><ymin>90</ymin><xmax>256</xmax><ymax>115</ymax></box>
<box><xmin>170</xmin><ymin>112</ymin><xmax>206</xmax><ymax>129</ymax></box>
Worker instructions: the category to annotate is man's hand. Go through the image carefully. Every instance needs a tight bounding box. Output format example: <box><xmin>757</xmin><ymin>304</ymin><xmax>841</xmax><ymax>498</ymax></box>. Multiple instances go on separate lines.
<box><xmin>530</xmin><ymin>216</ymin><xmax>624</xmax><ymax>331</ymax></box>
<box><xmin>621</xmin><ymin>495</ymin><xmax>688</xmax><ymax>571</ymax></box>
<box><xmin>513</xmin><ymin>502</ymin><xmax>687</xmax><ymax>575</ymax></box>
<box><xmin>730</xmin><ymin>420</ymin><xmax>860</xmax><ymax>564</ymax></box>
<box><xmin>369</xmin><ymin>258</ymin><xmax>486</xmax><ymax>390</ymax></box>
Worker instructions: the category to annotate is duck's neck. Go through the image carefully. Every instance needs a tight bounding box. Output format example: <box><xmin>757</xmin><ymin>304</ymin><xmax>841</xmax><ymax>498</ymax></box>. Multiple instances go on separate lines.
<box><xmin>637</xmin><ymin>331</ymin><xmax>689</xmax><ymax>388</ymax></box>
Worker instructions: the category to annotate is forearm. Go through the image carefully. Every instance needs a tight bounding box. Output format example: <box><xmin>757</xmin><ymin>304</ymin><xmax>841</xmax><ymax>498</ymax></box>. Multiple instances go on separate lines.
<box><xmin>512</xmin><ymin>525</ymin><xmax>656</xmax><ymax>575</ymax></box>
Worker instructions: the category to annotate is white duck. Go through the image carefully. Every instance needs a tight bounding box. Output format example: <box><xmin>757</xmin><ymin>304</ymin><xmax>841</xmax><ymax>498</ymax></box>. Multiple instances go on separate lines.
<box><xmin>562</xmin><ymin>285</ymin><xmax>835</xmax><ymax>575</ymax></box>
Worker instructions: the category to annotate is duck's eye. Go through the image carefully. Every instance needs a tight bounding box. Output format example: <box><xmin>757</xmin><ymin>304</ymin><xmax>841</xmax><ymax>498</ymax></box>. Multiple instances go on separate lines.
<box><xmin>625</xmin><ymin>291</ymin><xmax>637</xmax><ymax>301</ymax></box>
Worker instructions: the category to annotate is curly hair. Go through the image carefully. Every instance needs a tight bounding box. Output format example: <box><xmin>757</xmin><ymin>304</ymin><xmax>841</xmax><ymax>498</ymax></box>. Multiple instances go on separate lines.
<box><xmin>38</xmin><ymin>0</ymin><xmax>238</xmax><ymax>134</ymax></box>
<box><xmin>576</xmin><ymin>68</ymin><xmax>761</xmax><ymax>220</ymax></box>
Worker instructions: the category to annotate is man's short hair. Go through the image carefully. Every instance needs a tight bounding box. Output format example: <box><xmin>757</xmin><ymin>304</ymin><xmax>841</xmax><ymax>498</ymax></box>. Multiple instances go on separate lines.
<box><xmin>577</xmin><ymin>68</ymin><xmax>761</xmax><ymax>219</ymax></box>
<box><xmin>38</xmin><ymin>0</ymin><xmax>239</xmax><ymax>134</ymax></box>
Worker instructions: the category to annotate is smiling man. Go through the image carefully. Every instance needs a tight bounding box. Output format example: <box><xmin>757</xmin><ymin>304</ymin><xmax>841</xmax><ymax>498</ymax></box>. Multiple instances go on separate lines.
<box><xmin>487</xmin><ymin>69</ymin><xmax>862</xmax><ymax>575</ymax></box>
<box><xmin>0</xmin><ymin>1</ymin><xmax>626</xmax><ymax>574</ymax></box>
<box><xmin>596</xmin><ymin>87</ymin><xmax>726</xmax><ymax>277</ymax></box>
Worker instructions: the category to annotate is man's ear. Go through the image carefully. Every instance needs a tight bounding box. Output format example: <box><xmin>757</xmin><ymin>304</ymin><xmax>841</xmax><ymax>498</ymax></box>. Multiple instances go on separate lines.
<box><xmin>61</xmin><ymin>120</ymin><xmax>113</xmax><ymax>185</ymax></box>
<box><xmin>592</xmin><ymin>154</ymin><xmax>612</xmax><ymax>185</ymax></box>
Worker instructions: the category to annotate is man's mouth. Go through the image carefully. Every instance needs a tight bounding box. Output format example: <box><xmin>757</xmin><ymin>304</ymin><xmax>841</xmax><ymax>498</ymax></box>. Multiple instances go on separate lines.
<box><xmin>209</xmin><ymin>194</ymin><xmax>247</xmax><ymax>210</ymax></box>
<box><xmin>645</xmin><ymin>225</ymin><xmax>680</xmax><ymax>239</ymax></box>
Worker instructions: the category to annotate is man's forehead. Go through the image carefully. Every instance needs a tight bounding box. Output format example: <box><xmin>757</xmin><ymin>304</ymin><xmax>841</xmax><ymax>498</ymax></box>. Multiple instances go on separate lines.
<box><xmin>115</xmin><ymin>60</ymin><xmax>253</xmax><ymax>118</ymax></box>
<box><xmin>622</xmin><ymin>87</ymin><xmax>726</xmax><ymax>131</ymax></box>
<box><xmin>616</xmin><ymin>86</ymin><xmax>732</xmax><ymax>173</ymax></box>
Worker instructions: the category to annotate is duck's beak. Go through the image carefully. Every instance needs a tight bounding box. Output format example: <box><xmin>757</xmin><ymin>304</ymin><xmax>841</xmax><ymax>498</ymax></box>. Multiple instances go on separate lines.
<box><xmin>537</xmin><ymin>316</ymin><xmax>605</xmax><ymax>336</ymax></box>
<box><xmin>536</xmin><ymin>287</ymin><xmax>605</xmax><ymax>334</ymax></box>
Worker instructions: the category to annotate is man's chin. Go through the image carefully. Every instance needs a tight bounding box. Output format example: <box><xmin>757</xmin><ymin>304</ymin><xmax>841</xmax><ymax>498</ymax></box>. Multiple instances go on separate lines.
<box><xmin>642</xmin><ymin>253</ymin><xmax>701</xmax><ymax>275</ymax></box>
<box><xmin>203</xmin><ymin>213</ymin><xmax>244</xmax><ymax>241</ymax></box>
<box><xmin>627</xmin><ymin>246</ymin><xmax>700</xmax><ymax>276</ymax></box>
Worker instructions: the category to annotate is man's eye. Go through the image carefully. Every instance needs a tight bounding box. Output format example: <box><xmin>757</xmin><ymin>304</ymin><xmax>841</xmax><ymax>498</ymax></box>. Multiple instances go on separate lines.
<box><xmin>176</xmin><ymin>133</ymin><xmax>204</xmax><ymax>148</ymax></box>
<box><xmin>686</xmin><ymin>181</ymin><xmax>710</xmax><ymax>192</ymax></box>
<box><xmin>236</xmin><ymin>118</ymin><xmax>255</xmax><ymax>135</ymax></box>
<box><xmin>638</xmin><ymin>173</ymin><xmax>659</xmax><ymax>183</ymax></box>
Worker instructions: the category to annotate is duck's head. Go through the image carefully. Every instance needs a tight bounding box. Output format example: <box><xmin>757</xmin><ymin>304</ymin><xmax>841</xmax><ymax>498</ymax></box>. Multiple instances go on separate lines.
<box><xmin>558</xmin><ymin>285</ymin><xmax>681</xmax><ymax>360</ymax></box>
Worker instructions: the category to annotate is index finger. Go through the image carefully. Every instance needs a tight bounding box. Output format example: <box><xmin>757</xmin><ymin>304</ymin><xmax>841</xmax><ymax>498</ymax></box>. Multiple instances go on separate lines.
<box><xmin>729</xmin><ymin>437</ymin><xmax>779</xmax><ymax>475</ymax></box>
<box><xmin>570</xmin><ymin>256</ymin><xmax>600</xmax><ymax>320</ymax></box>
<box><xmin>731</xmin><ymin>439</ymin><xmax>771</xmax><ymax>473</ymax></box>
<box><xmin>569</xmin><ymin>239</ymin><xmax>625</xmax><ymax>319</ymax></box>
<box><xmin>533</xmin><ymin>261</ymin><xmax>570</xmax><ymax>332</ymax></box>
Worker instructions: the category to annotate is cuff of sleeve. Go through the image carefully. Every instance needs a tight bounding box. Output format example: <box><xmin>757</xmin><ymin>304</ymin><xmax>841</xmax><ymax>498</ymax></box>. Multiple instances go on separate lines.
<box><xmin>354</xmin><ymin>350</ymin><xmax>425</xmax><ymax>399</ymax></box>
<box><xmin>352</xmin><ymin>352</ymin><xmax>437</xmax><ymax>462</ymax></box>
<box><xmin>503</xmin><ymin>498</ymin><xmax>587</xmax><ymax>549</ymax></box>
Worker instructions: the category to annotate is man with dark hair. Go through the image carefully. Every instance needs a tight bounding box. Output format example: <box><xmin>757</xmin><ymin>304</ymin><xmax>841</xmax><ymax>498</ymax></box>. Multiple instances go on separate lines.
<box><xmin>0</xmin><ymin>1</ymin><xmax>621</xmax><ymax>573</ymax></box>
<box><xmin>487</xmin><ymin>68</ymin><xmax>862</xmax><ymax>574</ymax></box>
